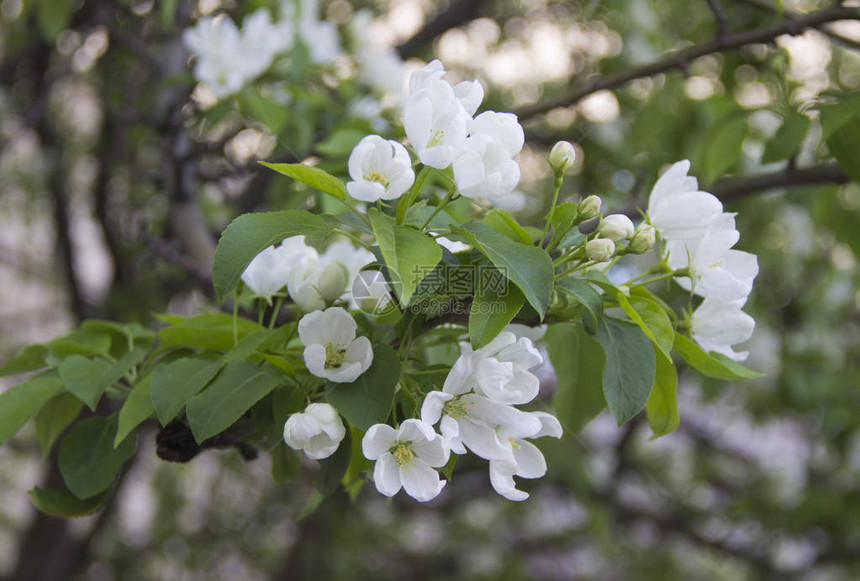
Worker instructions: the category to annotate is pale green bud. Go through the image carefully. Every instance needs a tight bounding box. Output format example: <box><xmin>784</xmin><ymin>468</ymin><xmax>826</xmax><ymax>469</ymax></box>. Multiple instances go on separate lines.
<box><xmin>318</xmin><ymin>262</ymin><xmax>349</xmax><ymax>303</ymax></box>
<box><xmin>578</xmin><ymin>195</ymin><xmax>602</xmax><ymax>220</ymax></box>
<box><xmin>549</xmin><ymin>141</ymin><xmax>576</xmax><ymax>174</ymax></box>
<box><xmin>597</xmin><ymin>214</ymin><xmax>635</xmax><ymax>241</ymax></box>
<box><xmin>629</xmin><ymin>224</ymin><xmax>656</xmax><ymax>254</ymax></box>
<box><xmin>585</xmin><ymin>238</ymin><xmax>616</xmax><ymax>262</ymax></box>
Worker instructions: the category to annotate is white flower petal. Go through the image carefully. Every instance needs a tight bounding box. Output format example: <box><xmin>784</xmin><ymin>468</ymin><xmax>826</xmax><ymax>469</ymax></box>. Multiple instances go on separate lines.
<box><xmin>373</xmin><ymin>454</ymin><xmax>402</xmax><ymax>496</ymax></box>
<box><xmin>512</xmin><ymin>440</ymin><xmax>547</xmax><ymax>479</ymax></box>
<box><xmin>362</xmin><ymin>424</ymin><xmax>398</xmax><ymax>460</ymax></box>
<box><xmin>400</xmin><ymin>458</ymin><xmax>444</xmax><ymax>502</ymax></box>
<box><xmin>303</xmin><ymin>344</ymin><xmax>329</xmax><ymax>380</ymax></box>
<box><xmin>489</xmin><ymin>462</ymin><xmax>529</xmax><ymax>501</ymax></box>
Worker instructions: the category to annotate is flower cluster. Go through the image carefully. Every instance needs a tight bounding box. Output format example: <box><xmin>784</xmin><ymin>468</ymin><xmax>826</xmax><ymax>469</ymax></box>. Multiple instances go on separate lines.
<box><xmin>183</xmin><ymin>1</ymin><xmax>340</xmax><ymax>100</ymax></box>
<box><xmin>346</xmin><ymin>60</ymin><xmax>524</xmax><ymax>206</ymax></box>
<box><xmin>183</xmin><ymin>9</ymin><xmax>293</xmax><ymax>98</ymax></box>
<box><xmin>241</xmin><ymin>236</ymin><xmax>373</xmax><ymax>311</ymax></box>
<box><xmin>416</xmin><ymin>331</ymin><xmax>562</xmax><ymax>501</ymax></box>
<box><xmin>648</xmin><ymin>161</ymin><xmax>758</xmax><ymax>360</ymax></box>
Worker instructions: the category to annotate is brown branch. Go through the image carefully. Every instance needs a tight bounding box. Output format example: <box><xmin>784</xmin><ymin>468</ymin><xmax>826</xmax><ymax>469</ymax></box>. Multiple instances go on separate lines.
<box><xmin>705</xmin><ymin>0</ymin><xmax>731</xmax><ymax>39</ymax></box>
<box><xmin>619</xmin><ymin>163</ymin><xmax>849</xmax><ymax>218</ymax></box>
<box><xmin>395</xmin><ymin>0</ymin><xmax>488</xmax><ymax>59</ymax></box>
<box><xmin>708</xmin><ymin>163</ymin><xmax>850</xmax><ymax>202</ymax></box>
<box><xmin>516</xmin><ymin>4</ymin><xmax>860</xmax><ymax>120</ymax></box>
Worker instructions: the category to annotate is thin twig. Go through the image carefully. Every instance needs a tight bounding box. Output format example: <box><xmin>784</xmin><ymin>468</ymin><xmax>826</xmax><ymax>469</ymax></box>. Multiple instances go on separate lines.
<box><xmin>705</xmin><ymin>0</ymin><xmax>731</xmax><ymax>39</ymax></box>
<box><xmin>516</xmin><ymin>5</ymin><xmax>860</xmax><ymax>119</ymax></box>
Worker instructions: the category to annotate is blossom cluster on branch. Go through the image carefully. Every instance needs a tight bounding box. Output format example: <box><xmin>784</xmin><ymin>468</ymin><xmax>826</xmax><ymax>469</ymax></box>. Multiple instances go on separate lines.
<box><xmin>0</xmin><ymin>58</ymin><xmax>764</xmax><ymax>515</ymax></box>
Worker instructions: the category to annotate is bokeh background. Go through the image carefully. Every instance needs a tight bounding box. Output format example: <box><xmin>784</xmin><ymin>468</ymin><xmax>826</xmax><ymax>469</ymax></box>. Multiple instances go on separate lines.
<box><xmin>1</xmin><ymin>0</ymin><xmax>859</xmax><ymax>579</ymax></box>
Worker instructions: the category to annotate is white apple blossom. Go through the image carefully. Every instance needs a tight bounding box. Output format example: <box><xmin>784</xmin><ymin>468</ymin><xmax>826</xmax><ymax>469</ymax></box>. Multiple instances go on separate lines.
<box><xmin>421</xmin><ymin>389</ymin><xmax>539</xmax><ymax>462</ymax></box>
<box><xmin>691</xmin><ymin>297</ymin><xmax>756</xmax><ymax>361</ymax></box>
<box><xmin>648</xmin><ymin>160</ymin><xmax>723</xmax><ymax>241</ymax></box>
<box><xmin>472</xmin><ymin>332</ymin><xmax>543</xmax><ymax>405</ymax></box>
<box><xmin>283</xmin><ymin>403</ymin><xmax>345</xmax><ymax>460</ymax></box>
<box><xmin>299</xmin><ymin>307</ymin><xmax>373</xmax><ymax>383</ymax></box>
<box><xmin>489</xmin><ymin>411</ymin><xmax>563</xmax><ymax>501</ymax></box>
<box><xmin>241</xmin><ymin>9</ymin><xmax>294</xmax><ymax>76</ymax></box>
<box><xmin>666</xmin><ymin>213</ymin><xmax>759</xmax><ymax>301</ymax></box>
<box><xmin>183</xmin><ymin>9</ymin><xmax>293</xmax><ymax>99</ymax></box>
<box><xmin>289</xmin><ymin>0</ymin><xmax>341</xmax><ymax>64</ymax></box>
<box><xmin>452</xmin><ymin>111</ymin><xmax>524</xmax><ymax>201</ymax></box>
<box><xmin>403</xmin><ymin>61</ymin><xmax>473</xmax><ymax>169</ymax></box>
<box><xmin>183</xmin><ymin>16</ymin><xmax>247</xmax><ymax>98</ymax></box>
<box><xmin>362</xmin><ymin>419</ymin><xmax>449</xmax><ymax>502</ymax></box>
<box><xmin>241</xmin><ymin>236</ymin><xmax>310</xmax><ymax>300</ymax></box>
<box><xmin>421</xmin><ymin>337</ymin><xmax>544</xmax><ymax>462</ymax></box>
<box><xmin>346</xmin><ymin>135</ymin><xmax>415</xmax><ymax>202</ymax></box>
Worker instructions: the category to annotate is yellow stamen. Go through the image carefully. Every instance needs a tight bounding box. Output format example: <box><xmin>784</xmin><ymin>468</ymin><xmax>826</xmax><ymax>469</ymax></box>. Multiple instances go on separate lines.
<box><xmin>324</xmin><ymin>342</ymin><xmax>347</xmax><ymax>369</ymax></box>
<box><xmin>364</xmin><ymin>171</ymin><xmax>389</xmax><ymax>186</ymax></box>
<box><xmin>427</xmin><ymin>129</ymin><xmax>445</xmax><ymax>147</ymax></box>
<box><xmin>443</xmin><ymin>396</ymin><xmax>469</xmax><ymax>419</ymax></box>
<box><xmin>391</xmin><ymin>441</ymin><xmax>415</xmax><ymax>468</ymax></box>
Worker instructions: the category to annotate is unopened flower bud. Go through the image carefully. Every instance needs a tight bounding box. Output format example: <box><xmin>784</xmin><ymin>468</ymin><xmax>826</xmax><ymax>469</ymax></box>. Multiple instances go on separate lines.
<box><xmin>578</xmin><ymin>195</ymin><xmax>602</xmax><ymax>220</ymax></box>
<box><xmin>597</xmin><ymin>214</ymin><xmax>635</xmax><ymax>241</ymax></box>
<box><xmin>586</xmin><ymin>238</ymin><xmax>616</xmax><ymax>262</ymax></box>
<box><xmin>318</xmin><ymin>261</ymin><xmax>349</xmax><ymax>303</ymax></box>
<box><xmin>549</xmin><ymin>141</ymin><xmax>576</xmax><ymax>174</ymax></box>
<box><xmin>629</xmin><ymin>224</ymin><xmax>656</xmax><ymax>254</ymax></box>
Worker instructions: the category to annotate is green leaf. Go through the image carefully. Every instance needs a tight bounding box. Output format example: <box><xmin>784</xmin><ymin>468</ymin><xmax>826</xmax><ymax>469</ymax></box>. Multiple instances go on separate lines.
<box><xmin>34</xmin><ymin>392</ymin><xmax>83</xmax><ymax>459</ymax></box>
<box><xmin>58</xmin><ymin>347</ymin><xmax>147</xmax><ymax>412</ymax></box>
<box><xmin>819</xmin><ymin>93</ymin><xmax>860</xmax><ymax>139</ymax></box>
<box><xmin>549</xmin><ymin>202</ymin><xmax>579</xmax><ymax>241</ymax></box>
<box><xmin>369</xmin><ymin>208</ymin><xmax>442</xmax><ymax>307</ymax></box>
<box><xmin>343</xmin><ymin>426</ymin><xmax>373</xmax><ymax>501</ymax></box>
<box><xmin>0</xmin><ymin>370</ymin><xmax>65</xmax><ymax>446</ymax></box>
<box><xmin>185</xmin><ymin>361</ymin><xmax>283</xmax><ymax>443</ymax></box>
<box><xmin>596</xmin><ymin>317</ymin><xmax>656</xmax><ymax>425</ymax></box>
<box><xmin>646</xmin><ymin>346</ymin><xmax>679</xmax><ymax>438</ymax></box>
<box><xmin>469</xmin><ymin>283</ymin><xmax>525</xmax><ymax>348</ymax></box>
<box><xmin>58</xmin><ymin>415</ymin><xmax>137</xmax><ymax>500</ymax></box>
<box><xmin>616</xmin><ymin>293</ymin><xmax>674</xmax><ymax>360</ymax></box>
<box><xmin>0</xmin><ymin>344</ymin><xmax>49</xmax><ymax>377</ymax></box>
<box><xmin>158</xmin><ymin>313</ymin><xmax>262</xmax><ymax>352</ymax></box>
<box><xmin>825</xmin><ymin>117</ymin><xmax>860</xmax><ymax>183</ymax></box>
<box><xmin>29</xmin><ymin>486</ymin><xmax>109</xmax><ymax>519</ymax></box>
<box><xmin>702</xmin><ymin>113</ymin><xmax>748</xmax><ymax>183</ymax></box>
<box><xmin>271</xmin><ymin>442</ymin><xmax>302</xmax><ymax>483</ymax></box>
<box><xmin>150</xmin><ymin>358</ymin><xmax>223</xmax><ymax>425</ymax></box>
<box><xmin>326</xmin><ymin>344</ymin><xmax>400</xmax><ymax>431</ymax></box>
<box><xmin>259</xmin><ymin>161</ymin><xmax>348</xmax><ymax>200</ymax></box>
<box><xmin>673</xmin><ymin>334</ymin><xmax>763</xmax><ymax>380</ymax></box>
<box><xmin>483</xmin><ymin>209</ymin><xmax>533</xmax><ymax>245</ymax></box>
<box><xmin>58</xmin><ymin>357</ymin><xmax>111</xmax><ymax>411</ymax></box>
<box><xmin>452</xmin><ymin>222</ymin><xmax>554</xmax><ymax>318</ymax></box>
<box><xmin>546</xmin><ymin>323</ymin><xmax>607</xmax><ymax>433</ymax></box>
<box><xmin>315</xmin><ymin>429</ymin><xmax>352</xmax><ymax>497</ymax></box>
<box><xmin>761</xmin><ymin>113</ymin><xmax>810</xmax><ymax>164</ymax></box>
<box><xmin>556</xmin><ymin>277</ymin><xmax>604</xmax><ymax>334</ymax></box>
<box><xmin>46</xmin><ymin>329</ymin><xmax>112</xmax><ymax>362</ymax></box>
<box><xmin>115</xmin><ymin>375</ymin><xmax>154</xmax><ymax>448</ymax></box>
<box><xmin>212</xmin><ymin>209</ymin><xmax>337</xmax><ymax>301</ymax></box>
